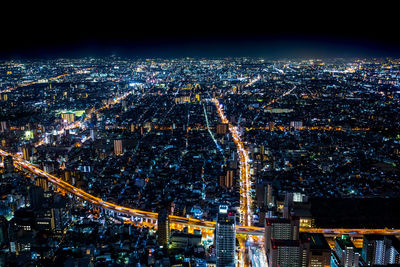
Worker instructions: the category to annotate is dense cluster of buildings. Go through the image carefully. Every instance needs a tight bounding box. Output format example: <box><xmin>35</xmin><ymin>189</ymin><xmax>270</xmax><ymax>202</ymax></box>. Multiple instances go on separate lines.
<box><xmin>0</xmin><ymin>57</ymin><xmax>400</xmax><ymax>266</ymax></box>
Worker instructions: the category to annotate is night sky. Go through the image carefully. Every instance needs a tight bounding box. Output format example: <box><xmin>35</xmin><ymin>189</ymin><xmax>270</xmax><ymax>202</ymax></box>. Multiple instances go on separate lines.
<box><xmin>1</xmin><ymin>3</ymin><xmax>398</xmax><ymax>59</ymax></box>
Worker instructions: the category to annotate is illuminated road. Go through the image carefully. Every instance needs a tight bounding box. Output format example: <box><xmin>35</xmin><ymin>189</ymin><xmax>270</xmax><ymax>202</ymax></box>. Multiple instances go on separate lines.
<box><xmin>0</xmin><ymin>67</ymin><xmax>93</xmax><ymax>94</ymax></box>
<box><xmin>0</xmin><ymin>148</ymin><xmax>256</xmax><ymax>236</ymax></box>
<box><xmin>213</xmin><ymin>98</ymin><xmax>253</xmax><ymax>227</ymax></box>
<box><xmin>212</xmin><ymin>97</ymin><xmax>253</xmax><ymax>267</ymax></box>
<box><xmin>248</xmin><ymin>236</ymin><xmax>267</xmax><ymax>267</ymax></box>
<box><xmin>0</xmin><ymin>74</ymin><xmax>69</xmax><ymax>94</ymax></box>
<box><xmin>267</xmin><ymin>85</ymin><xmax>296</xmax><ymax>106</ymax></box>
<box><xmin>2</xmin><ymin>147</ymin><xmax>400</xmax><ymax>242</ymax></box>
<box><xmin>245</xmin><ymin>75</ymin><xmax>261</xmax><ymax>87</ymax></box>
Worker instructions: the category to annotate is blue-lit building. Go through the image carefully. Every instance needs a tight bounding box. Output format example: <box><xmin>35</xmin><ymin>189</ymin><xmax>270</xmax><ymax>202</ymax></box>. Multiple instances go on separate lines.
<box><xmin>361</xmin><ymin>234</ymin><xmax>400</xmax><ymax>266</ymax></box>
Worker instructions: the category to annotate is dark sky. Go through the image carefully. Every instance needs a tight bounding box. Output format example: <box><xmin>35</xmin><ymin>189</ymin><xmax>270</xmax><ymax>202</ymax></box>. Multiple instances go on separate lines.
<box><xmin>1</xmin><ymin>3</ymin><xmax>399</xmax><ymax>59</ymax></box>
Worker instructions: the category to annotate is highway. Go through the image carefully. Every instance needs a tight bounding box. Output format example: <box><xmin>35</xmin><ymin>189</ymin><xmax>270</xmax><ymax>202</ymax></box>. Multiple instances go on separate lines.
<box><xmin>0</xmin><ymin>74</ymin><xmax>69</xmax><ymax>94</ymax></box>
<box><xmin>0</xmin><ymin>148</ymin><xmax>260</xmax><ymax>236</ymax></box>
<box><xmin>2</xmin><ymin>148</ymin><xmax>400</xmax><ymax>240</ymax></box>
<box><xmin>213</xmin><ymin>98</ymin><xmax>253</xmax><ymax>227</ymax></box>
<box><xmin>212</xmin><ymin>97</ymin><xmax>254</xmax><ymax>267</ymax></box>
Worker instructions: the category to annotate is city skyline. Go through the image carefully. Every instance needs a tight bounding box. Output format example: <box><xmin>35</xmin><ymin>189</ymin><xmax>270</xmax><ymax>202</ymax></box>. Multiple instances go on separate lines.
<box><xmin>1</xmin><ymin>5</ymin><xmax>400</xmax><ymax>265</ymax></box>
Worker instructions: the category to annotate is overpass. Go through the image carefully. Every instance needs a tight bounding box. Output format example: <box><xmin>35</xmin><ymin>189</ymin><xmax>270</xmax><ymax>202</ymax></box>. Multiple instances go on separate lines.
<box><xmin>2</xmin><ymin>148</ymin><xmax>400</xmax><ymax>240</ymax></box>
<box><xmin>0</xmin><ymin>148</ymin><xmax>260</xmax><ymax>237</ymax></box>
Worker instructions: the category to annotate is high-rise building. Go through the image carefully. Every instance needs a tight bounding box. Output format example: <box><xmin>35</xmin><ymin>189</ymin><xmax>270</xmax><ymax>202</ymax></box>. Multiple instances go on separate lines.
<box><xmin>216</xmin><ymin>123</ymin><xmax>228</xmax><ymax>135</ymax></box>
<box><xmin>265</xmin><ymin>215</ymin><xmax>305</xmax><ymax>267</ymax></box>
<box><xmin>28</xmin><ymin>186</ymin><xmax>44</xmax><ymax>210</ymax></box>
<box><xmin>300</xmin><ymin>233</ymin><xmax>331</xmax><ymax>267</ymax></box>
<box><xmin>61</xmin><ymin>112</ymin><xmax>75</xmax><ymax>124</ymax></box>
<box><xmin>22</xmin><ymin>145</ymin><xmax>32</xmax><ymax>161</ymax></box>
<box><xmin>219</xmin><ymin>169</ymin><xmax>235</xmax><ymax>188</ymax></box>
<box><xmin>265</xmin><ymin>216</ymin><xmax>300</xmax><ymax>253</ymax></box>
<box><xmin>3</xmin><ymin>155</ymin><xmax>14</xmax><ymax>174</ymax></box>
<box><xmin>90</xmin><ymin>129</ymin><xmax>96</xmax><ymax>140</ymax></box>
<box><xmin>216</xmin><ymin>205</ymin><xmax>236</xmax><ymax>267</ymax></box>
<box><xmin>290</xmin><ymin>121</ymin><xmax>303</xmax><ymax>130</ymax></box>
<box><xmin>114</xmin><ymin>139</ymin><xmax>123</xmax><ymax>155</ymax></box>
<box><xmin>0</xmin><ymin>121</ymin><xmax>7</xmax><ymax>132</ymax></box>
<box><xmin>267</xmin><ymin>184</ymin><xmax>273</xmax><ymax>207</ymax></box>
<box><xmin>362</xmin><ymin>234</ymin><xmax>400</xmax><ymax>266</ymax></box>
<box><xmin>269</xmin><ymin>239</ymin><xmax>302</xmax><ymax>267</ymax></box>
<box><xmin>331</xmin><ymin>235</ymin><xmax>359</xmax><ymax>267</ymax></box>
<box><xmin>0</xmin><ymin>216</ymin><xmax>8</xmax><ymax>245</ymax></box>
<box><xmin>157</xmin><ymin>208</ymin><xmax>170</xmax><ymax>247</ymax></box>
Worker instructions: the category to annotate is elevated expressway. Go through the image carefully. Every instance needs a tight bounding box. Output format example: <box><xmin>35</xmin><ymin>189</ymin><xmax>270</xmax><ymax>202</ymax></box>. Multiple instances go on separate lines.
<box><xmin>2</xmin><ymin>96</ymin><xmax>400</xmax><ymax>241</ymax></box>
<box><xmin>0</xmin><ymin>148</ymin><xmax>262</xmax><ymax>238</ymax></box>
<box><xmin>2</xmin><ymin>150</ymin><xmax>400</xmax><ymax>241</ymax></box>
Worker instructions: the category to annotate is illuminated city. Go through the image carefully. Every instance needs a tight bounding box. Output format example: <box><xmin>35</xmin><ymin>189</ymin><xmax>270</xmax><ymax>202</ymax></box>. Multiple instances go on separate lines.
<box><xmin>1</xmin><ymin>8</ymin><xmax>400</xmax><ymax>267</ymax></box>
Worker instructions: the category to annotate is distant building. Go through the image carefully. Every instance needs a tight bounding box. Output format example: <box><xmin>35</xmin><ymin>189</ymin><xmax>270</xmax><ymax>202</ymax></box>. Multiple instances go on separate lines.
<box><xmin>290</xmin><ymin>121</ymin><xmax>303</xmax><ymax>130</ymax></box>
<box><xmin>0</xmin><ymin>216</ymin><xmax>8</xmax><ymax>245</ymax></box>
<box><xmin>216</xmin><ymin>124</ymin><xmax>228</xmax><ymax>135</ymax></box>
<box><xmin>216</xmin><ymin>205</ymin><xmax>236</xmax><ymax>267</ymax></box>
<box><xmin>61</xmin><ymin>112</ymin><xmax>75</xmax><ymax>124</ymax></box>
<box><xmin>90</xmin><ymin>129</ymin><xmax>96</xmax><ymax>140</ymax></box>
<box><xmin>3</xmin><ymin>155</ymin><xmax>14</xmax><ymax>174</ymax></box>
<box><xmin>219</xmin><ymin>169</ymin><xmax>234</xmax><ymax>188</ymax></box>
<box><xmin>22</xmin><ymin>145</ymin><xmax>31</xmax><ymax>161</ymax></box>
<box><xmin>0</xmin><ymin>121</ymin><xmax>7</xmax><ymax>132</ymax></box>
<box><xmin>114</xmin><ymin>139</ymin><xmax>123</xmax><ymax>155</ymax></box>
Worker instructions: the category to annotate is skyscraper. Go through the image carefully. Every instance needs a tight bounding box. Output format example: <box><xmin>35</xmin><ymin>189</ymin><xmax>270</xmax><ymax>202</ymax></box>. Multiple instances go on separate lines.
<box><xmin>265</xmin><ymin>215</ymin><xmax>303</xmax><ymax>267</ymax></box>
<box><xmin>265</xmin><ymin>216</ymin><xmax>300</xmax><ymax>253</ymax></box>
<box><xmin>157</xmin><ymin>208</ymin><xmax>170</xmax><ymax>247</ymax></box>
<box><xmin>22</xmin><ymin>145</ymin><xmax>31</xmax><ymax>161</ymax></box>
<box><xmin>215</xmin><ymin>205</ymin><xmax>236</xmax><ymax>267</ymax></box>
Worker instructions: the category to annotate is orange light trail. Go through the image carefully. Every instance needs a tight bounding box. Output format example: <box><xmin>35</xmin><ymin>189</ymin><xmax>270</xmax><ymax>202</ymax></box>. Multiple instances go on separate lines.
<box><xmin>213</xmin><ymin>98</ymin><xmax>253</xmax><ymax>227</ymax></box>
